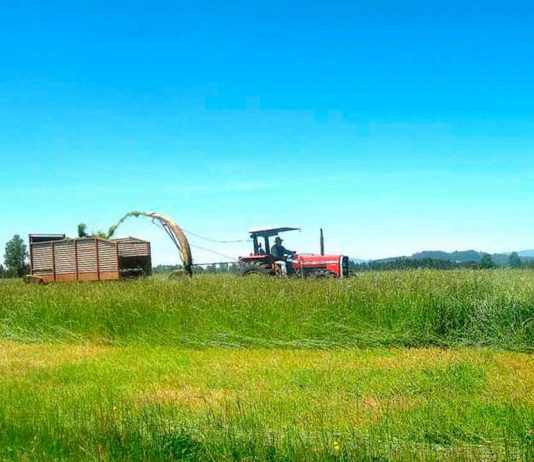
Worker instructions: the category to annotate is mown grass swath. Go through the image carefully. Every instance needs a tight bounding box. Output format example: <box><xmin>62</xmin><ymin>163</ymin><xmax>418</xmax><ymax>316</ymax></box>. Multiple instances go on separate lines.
<box><xmin>0</xmin><ymin>344</ymin><xmax>533</xmax><ymax>461</ymax></box>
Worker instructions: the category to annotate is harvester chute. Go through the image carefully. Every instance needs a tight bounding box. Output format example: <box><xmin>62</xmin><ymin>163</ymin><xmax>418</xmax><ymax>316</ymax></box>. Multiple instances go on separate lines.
<box><xmin>109</xmin><ymin>211</ymin><xmax>193</xmax><ymax>276</ymax></box>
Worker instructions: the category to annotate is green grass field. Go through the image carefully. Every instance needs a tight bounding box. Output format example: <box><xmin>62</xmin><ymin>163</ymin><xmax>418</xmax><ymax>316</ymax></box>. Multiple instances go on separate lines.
<box><xmin>0</xmin><ymin>270</ymin><xmax>533</xmax><ymax>460</ymax></box>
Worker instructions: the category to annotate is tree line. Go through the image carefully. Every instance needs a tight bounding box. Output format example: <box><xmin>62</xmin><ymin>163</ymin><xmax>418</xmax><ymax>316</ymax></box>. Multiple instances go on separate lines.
<box><xmin>350</xmin><ymin>252</ymin><xmax>525</xmax><ymax>271</ymax></box>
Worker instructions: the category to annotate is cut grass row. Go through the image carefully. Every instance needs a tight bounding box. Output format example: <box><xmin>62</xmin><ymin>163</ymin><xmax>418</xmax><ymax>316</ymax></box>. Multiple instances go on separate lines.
<box><xmin>0</xmin><ymin>342</ymin><xmax>532</xmax><ymax>461</ymax></box>
<box><xmin>0</xmin><ymin>270</ymin><xmax>533</xmax><ymax>349</ymax></box>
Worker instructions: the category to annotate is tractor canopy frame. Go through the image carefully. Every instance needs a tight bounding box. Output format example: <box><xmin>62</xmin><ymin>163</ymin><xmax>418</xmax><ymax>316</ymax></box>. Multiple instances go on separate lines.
<box><xmin>248</xmin><ymin>227</ymin><xmax>300</xmax><ymax>256</ymax></box>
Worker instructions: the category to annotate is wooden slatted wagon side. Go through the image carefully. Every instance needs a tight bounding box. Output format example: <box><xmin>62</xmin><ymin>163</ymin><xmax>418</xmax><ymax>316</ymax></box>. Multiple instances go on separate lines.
<box><xmin>25</xmin><ymin>234</ymin><xmax>152</xmax><ymax>284</ymax></box>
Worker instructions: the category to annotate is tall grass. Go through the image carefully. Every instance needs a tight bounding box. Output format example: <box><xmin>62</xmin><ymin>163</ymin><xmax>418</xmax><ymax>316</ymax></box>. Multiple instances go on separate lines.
<box><xmin>0</xmin><ymin>270</ymin><xmax>532</xmax><ymax>349</ymax></box>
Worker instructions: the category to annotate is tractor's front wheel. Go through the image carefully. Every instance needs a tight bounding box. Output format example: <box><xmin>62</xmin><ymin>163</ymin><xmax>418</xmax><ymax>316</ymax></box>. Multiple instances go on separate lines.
<box><xmin>240</xmin><ymin>261</ymin><xmax>273</xmax><ymax>276</ymax></box>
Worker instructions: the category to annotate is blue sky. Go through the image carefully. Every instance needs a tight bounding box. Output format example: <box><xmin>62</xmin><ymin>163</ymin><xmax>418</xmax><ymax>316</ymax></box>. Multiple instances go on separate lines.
<box><xmin>1</xmin><ymin>1</ymin><xmax>534</xmax><ymax>263</ymax></box>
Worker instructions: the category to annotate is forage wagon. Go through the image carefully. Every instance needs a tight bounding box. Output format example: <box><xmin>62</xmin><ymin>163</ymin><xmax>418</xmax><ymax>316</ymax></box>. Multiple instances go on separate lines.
<box><xmin>26</xmin><ymin>234</ymin><xmax>152</xmax><ymax>284</ymax></box>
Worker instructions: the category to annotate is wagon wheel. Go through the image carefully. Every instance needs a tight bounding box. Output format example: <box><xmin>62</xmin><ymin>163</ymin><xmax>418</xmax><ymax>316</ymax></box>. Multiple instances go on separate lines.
<box><xmin>23</xmin><ymin>275</ymin><xmax>46</xmax><ymax>285</ymax></box>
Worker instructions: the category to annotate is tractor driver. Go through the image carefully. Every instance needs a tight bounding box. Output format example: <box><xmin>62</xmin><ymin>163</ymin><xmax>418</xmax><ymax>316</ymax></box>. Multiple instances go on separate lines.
<box><xmin>271</xmin><ymin>236</ymin><xmax>296</xmax><ymax>274</ymax></box>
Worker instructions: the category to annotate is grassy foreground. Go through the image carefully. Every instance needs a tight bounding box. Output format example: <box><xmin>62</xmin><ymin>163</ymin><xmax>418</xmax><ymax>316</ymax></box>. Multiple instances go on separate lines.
<box><xmin>0</xmin><ymin>271</ymin><xmax>533</xmax><ymax>460</ymax></box>
<box><xmin>0</xmin><ymin>342</ymin><xmax>533</xmax><ymax>461</ymax></box>
<box><xmin>0</xmin><ymin>270</ymin><xmax>533</xmax><ymax>349</ymax></box>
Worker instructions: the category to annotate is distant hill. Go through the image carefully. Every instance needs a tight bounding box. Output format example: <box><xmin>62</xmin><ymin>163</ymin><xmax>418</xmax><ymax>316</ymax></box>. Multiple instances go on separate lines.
<box><xmin>412</xmin><ymin>250</ymin><xmax>481</xmax><ymax>262</ymax></box>
<box><xmin>413</xmin><ymin>250</ymin><xmax>510</xmax><ymax>265</ymax></box>
<box><xmin>365</xmin><ymin>249</ymin><xmax>534</xmax><ymax>266</ymax></box>
<box><xmin>350</xmin><ymin>258</ymin><xmax>367</xmax><ymax>264</ymax></box>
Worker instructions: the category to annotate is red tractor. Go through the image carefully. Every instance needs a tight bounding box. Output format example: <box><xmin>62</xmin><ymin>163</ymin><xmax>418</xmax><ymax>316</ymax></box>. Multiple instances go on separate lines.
<box><xmin>239</xmin><ymin>227</ymin><xmax>350</xmax><ymax>278</ymax></box>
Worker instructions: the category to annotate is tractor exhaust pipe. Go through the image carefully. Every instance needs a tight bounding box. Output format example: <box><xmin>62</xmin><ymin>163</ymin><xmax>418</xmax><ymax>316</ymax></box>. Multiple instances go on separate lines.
<box><xmin>320</xmin><ymin>228</ymin><xmax>325</xmax><ymax>255</ymax></box>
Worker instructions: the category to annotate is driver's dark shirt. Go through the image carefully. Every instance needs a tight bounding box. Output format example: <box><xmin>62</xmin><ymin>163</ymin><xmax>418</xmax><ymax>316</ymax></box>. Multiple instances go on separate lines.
<box><xmin>270</xmin><ymin>244</ymin><xmax>293</xmax><ymax>258</ymax></box>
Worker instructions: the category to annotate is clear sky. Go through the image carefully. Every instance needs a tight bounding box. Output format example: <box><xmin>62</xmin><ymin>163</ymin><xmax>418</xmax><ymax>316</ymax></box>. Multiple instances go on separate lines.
<box><xmin>1</xmin><ymin>1</ymin><xmax>534</xmax><ymax>264</ymax></box>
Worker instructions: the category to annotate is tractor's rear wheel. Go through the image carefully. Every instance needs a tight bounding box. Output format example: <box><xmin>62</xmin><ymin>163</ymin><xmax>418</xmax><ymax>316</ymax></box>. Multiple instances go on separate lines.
<box><xmin>307</xmin><ymin>269</ymin><xmax>335</xmax><ymax>279</ymax></box>
<box><xmin>240</xmin><ymin>261</ymin><xmax>272</xmax><ymax>276</ymax></box>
